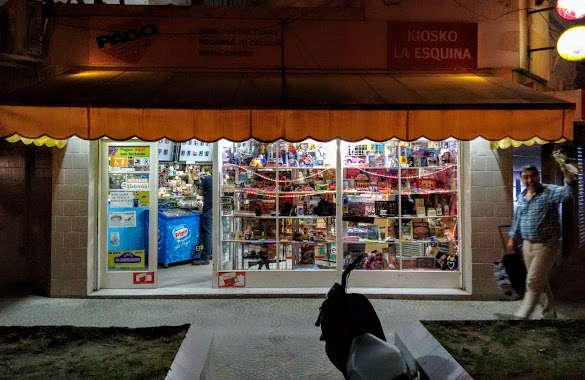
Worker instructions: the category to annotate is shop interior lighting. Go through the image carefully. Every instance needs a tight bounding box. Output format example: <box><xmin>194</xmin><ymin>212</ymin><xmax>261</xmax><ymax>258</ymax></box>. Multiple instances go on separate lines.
<box><xmin>234</xmin><ymin>163</ymin><xmax>455</xmax><ymax>183</ymax></box>
<box><xmin>242</xmin><ymin>187</ymin><xmax>456</xmax><ymax>198</ymax></box>
<box><xmin>356</xmin><ymin>165</ymin><xmax>455</xmax><ymax>180</ymax></box>
<box><xmin>235</xmin><ymin>165</ymin><xmax>335</xmax><ymax>183</ymax></box>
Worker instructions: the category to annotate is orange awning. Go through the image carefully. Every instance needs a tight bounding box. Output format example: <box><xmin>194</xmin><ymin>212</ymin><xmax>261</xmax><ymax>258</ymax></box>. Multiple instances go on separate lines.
<box><xmin>0</xmin><ymin>70</ymin><xmax>575</xmax><ymax>142</ymax></box>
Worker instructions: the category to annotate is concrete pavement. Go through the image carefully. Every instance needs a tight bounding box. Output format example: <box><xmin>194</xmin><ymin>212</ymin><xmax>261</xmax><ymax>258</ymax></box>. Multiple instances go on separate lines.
<box><xmin>1</xmin><ymin>296</ymin><xmax>584</xmax><ymax>379</ymax></box>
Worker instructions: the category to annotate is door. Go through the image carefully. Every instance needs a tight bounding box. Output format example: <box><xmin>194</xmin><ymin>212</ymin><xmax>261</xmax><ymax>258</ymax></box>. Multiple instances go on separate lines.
<box><xmin>98</xmin><ymin>140</ymin><xmax>159</xmax><ymax>289</ymax></box>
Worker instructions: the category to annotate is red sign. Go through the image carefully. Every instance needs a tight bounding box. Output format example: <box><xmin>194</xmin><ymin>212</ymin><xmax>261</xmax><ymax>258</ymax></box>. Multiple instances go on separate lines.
<box><xmin>218</xmin><ymin>271</ymin><xmax>246</xmax><ymax>288</ymax></box>
<box><xmin>556</xmin><ymin>0</ymin><xmax>585</xmax><ymax>21</ymax></box>
<box><xmin>387</xmin><ymin>22</ymin><xmax>477</xmax><ymax>70</ymax></box>
<box><xmin>133</xmin><ymin>272</ymin><xmax>155</xmax><ymax>284</ymax></box>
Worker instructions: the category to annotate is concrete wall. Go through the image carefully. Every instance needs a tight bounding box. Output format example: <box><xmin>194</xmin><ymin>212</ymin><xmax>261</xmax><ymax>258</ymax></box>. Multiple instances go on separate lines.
<box><xmin>50</xmin><ymin>137</ymin><xmax>90</xmax><ymax>297</ymax></box>
<box><xmin>469</xmin><ymin>139</ymin><xmax>515</xmax><ymax>299</ymax></box>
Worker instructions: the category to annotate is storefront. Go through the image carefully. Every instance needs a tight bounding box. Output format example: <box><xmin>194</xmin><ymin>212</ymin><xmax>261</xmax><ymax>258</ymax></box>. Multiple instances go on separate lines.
<box><xmin>0</xmin><ymin>5</ymin><xmax>576</xmax><ymax>296</ymax></box>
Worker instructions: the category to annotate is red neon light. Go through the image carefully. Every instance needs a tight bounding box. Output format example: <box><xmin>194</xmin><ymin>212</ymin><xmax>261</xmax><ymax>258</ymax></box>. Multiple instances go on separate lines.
<box><xmin>556</xmin><ymin>0</ymin><xmax>585</xmax><ymax>20</ymax></box>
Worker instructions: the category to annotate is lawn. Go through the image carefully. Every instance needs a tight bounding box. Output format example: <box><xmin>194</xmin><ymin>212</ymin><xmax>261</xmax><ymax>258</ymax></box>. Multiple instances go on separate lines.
<box><xmin>0</xmin><ymin>325</ymin><xmax>189</xmax><ymax>380</ymax></box>
<box><xmin>422</xmin><ymin>319</ymin><xmax>585</xmax><ymax>380</ymax></box>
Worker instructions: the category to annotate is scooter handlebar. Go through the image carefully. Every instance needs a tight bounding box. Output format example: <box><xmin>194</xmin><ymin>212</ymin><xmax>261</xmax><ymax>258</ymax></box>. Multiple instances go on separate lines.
<box><xmin>342</xmin><ymin>254</ymin><xmax>363</xmax><ymax>288</ymax></box>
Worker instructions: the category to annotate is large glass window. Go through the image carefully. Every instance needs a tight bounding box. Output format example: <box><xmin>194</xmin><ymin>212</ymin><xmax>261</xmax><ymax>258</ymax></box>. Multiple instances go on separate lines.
<box><xmin>341</xmin><ymin>139</ymin><xmax>459</xmax><ymax>271</ymax></box>
<box><xmin>218</xmin><ymin>139</ymin><xmax>337</xmax><ymax>271</ymax></box>
<box><xmin>217</xmin><ymin>138</ymin><xmax>460</xmax><ymax>273</ymax></box>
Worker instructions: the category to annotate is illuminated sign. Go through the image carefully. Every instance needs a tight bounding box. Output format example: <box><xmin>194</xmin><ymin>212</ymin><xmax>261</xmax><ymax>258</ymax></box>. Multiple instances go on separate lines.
<box><xmin>556</xmin><ymin>0</ymin><xmax>585</xmax><ymax>21</ymax></box>
<box><xmin>556</xmin><ymin>26</ymin><xmax>585</xmax><ymax>62</ymax></box>
<box><xmin>387</xmin><ymin>22</ymin><xmax>478</xmax><ymax>70</ymax></box>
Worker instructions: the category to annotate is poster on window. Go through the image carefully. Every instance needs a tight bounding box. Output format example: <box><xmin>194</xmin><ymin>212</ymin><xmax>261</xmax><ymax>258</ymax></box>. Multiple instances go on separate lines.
<box><xmin>110</xmin><ymin>191</ymin><xmax>133</xmax><ymax>208</ymax></box>
<box><xmin>108</xmin><ymin>250</ymin><xmax>146</xmax><ymax>270</ymax></box>
<box><xmin>178</xmin><ymin>140</ymin><xmax>213</xmax><ymax>163</ymax></box>
<box><xmin>109</xmin><ymin>146</ymin><xmax>151</xmax><ymax>172</ymax></box>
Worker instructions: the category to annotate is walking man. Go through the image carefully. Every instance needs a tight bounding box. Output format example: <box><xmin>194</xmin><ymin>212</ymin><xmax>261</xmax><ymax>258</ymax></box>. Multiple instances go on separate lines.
<box><xmin>506</xmin><ymin>164</ymin><xmax>575</xmax><ymax>319</ymax></box>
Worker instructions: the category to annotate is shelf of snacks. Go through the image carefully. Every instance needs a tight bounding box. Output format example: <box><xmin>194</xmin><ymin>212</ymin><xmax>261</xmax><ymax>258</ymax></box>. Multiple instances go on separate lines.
<box><xmin>341</xmin><ymin>139</ymin><xmax>459</xmax><ymax>272</ymax></box>
<box><xmin>216</xmin><ymin>138</ymin><xmax>460</xmax><ymax>273</ymax></box>
<box><xmin>219</xmin><ymin>139</ymin><xmax>339</xmax><ymax>271</ymax></box>
<box><xmin>157</xmin><ymin>162</ymin><xmax>212</xmax><ymax>210</ymax></box>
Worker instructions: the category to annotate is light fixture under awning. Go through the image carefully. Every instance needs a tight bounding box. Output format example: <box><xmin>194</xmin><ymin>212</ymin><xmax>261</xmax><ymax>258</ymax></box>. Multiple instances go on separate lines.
<box><xmin>0</xmin><ymin>71</ymin><xmax>575</xmax><ymax>142</ymax></box>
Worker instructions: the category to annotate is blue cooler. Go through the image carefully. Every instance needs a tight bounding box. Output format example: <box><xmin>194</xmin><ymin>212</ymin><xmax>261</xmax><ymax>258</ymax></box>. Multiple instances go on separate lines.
<box><xmin>158</xmin><ymin>209</ymin><xmax>201</xmax><ymax>265</ymax></box>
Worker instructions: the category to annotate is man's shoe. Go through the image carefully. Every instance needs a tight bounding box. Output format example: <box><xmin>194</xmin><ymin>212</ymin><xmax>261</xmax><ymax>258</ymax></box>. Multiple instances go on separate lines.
<box><xmin>192</xmin><ymin>260</ymin><xmax>210</xmax><ymax>266</ymax></box>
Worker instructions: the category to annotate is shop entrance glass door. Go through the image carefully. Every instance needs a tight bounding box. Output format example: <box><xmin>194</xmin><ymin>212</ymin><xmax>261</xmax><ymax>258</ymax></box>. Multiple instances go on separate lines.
<box><xmin>98</xmin><ymin>140</ymin><xmax>158</xmax><ymax>289</ymax></box>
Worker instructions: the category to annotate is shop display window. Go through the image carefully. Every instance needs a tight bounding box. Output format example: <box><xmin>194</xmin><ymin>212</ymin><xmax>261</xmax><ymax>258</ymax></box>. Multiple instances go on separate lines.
<box><xmin>341</xmin><ymin>139</ymin><xmax>459</xmax><ymax>271</ymax></box>
<box><xmin>218</xmin><ymin>138</ymin><xmax>460</xmax><ymax>273</ymax></box>
<box><xmin>219</xmin><ymin>139</ymin><xmax>338</xmax><ymax>271</ymax></box>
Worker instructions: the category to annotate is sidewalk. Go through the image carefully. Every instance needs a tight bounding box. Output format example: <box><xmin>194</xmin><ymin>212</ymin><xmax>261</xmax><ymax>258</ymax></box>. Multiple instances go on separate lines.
<box><xmin>1</xmin><ymin>296</ymin><xmax>583</xmax><ymax>379</ymax></box>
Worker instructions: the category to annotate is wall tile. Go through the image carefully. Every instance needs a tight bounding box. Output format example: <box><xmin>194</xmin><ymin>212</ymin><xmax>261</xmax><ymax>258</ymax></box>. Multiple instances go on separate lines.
<box><xmin>494</xmin><ymin>202</ymin><xmax>513</xmax><ymax>217</ymax></box>
<box><xmin>71</xmin><ymin>217</ymin><xmax>89</xmax><ymax>233</ymax></box>
<box><xmin>472</xmin><ymin>263</ymin><xmax>497</xmax><ymax>280</ymax></box>
<box><xmin>63</xmin><ymin>200</ymin><xmax>88</xmax><ymax>217</ymax></box>
<box><xmin>470</xmin><ymin>155</ymin><xmax>486</xmax><ymax>170</ymax></box>
<box><xmin>51</xmin><ymin>232</ymin><xmax>65</xmax><ymax>249</ymax></box>
<box><xmin>64</xmin><ymin>232</ymin><xmax>80</xmax><ymax>251</ymax></box>
<box><xmin>470</xmin><ymin>186</ymin><xmax>486</xmax><ymax>202</ymax></box>
<box><xmin>66</xmin><ymin>138</ymin><xmax>90</xmax><ymax>154</ymax></box>
<box><xmin>486</xmin><ymin>186</ymin><xmax>506</xmax><ymax>202</ymax></box>
<box><xmin>470</xmin><ymin>202</ymin><xmax>494</xmax><ymax>217</ymax></box>
<box><xmin>53</xmin><ymin>216</ymin><xmax>72</xmax><ymax>233</ymax></box>
<box><xmin>54</xmin><ymin>184</ymin><xmax>88</xmax><ymax>201</ymax></box>
<box><xmin>71</xmin><ymin>153</ymin><xmax>89</xmax><ymax>170</ymax></box>
<box><xmin>471</xmin><ymin>216</ymin><xmax>487</xmax><ymax>232</ymax></box>
<box><xmin>470</xmin><ymin>232</ymin><xmax>495</xmax><ymax>250</ymax></box>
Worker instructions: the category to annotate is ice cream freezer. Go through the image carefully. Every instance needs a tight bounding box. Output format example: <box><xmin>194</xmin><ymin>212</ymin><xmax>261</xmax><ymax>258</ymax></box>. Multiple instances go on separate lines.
<box><xmin>158</xmin><ymin>208</ymin><xmax>202</xmax><ymax>266</ymax></box>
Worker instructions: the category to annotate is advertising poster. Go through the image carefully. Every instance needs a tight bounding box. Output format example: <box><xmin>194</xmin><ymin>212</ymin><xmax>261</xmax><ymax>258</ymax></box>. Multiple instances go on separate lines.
<box><xmin>109</xmin><ymin>213</ymin><xmax>124</xmax><ymax>228</ymax></box>
<box><xmin>110</xmin><ymin>191</ymin><xmax>133</xmax><ymax>208</ymax></box>
<box><xmin>109</xmin><ymin>146</ymin><xmax>151</xmax><ymax>172</ymax></box>
<box><xmin>137</xmin><ymin>191</ymin><xmax>149</xmax><ymax>207</ymax></box>
<box><xmin>218</xmin><ymin>271</ymin><xmax>246</xmax><ymax>288</ymax></box>
<box><xmin>108</xmin><ymin>250</ymin><xmax>146</xmax><ymax>270</ymax></box>
<box><xmin>123</xmin><ymin>211</ymin><xmax>137</xmax><ymax>228</ymax></box>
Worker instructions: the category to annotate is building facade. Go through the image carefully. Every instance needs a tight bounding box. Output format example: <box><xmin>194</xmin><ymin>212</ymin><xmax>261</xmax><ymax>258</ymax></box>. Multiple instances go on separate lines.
<box><xmin>0</xmin><ymin>0</ymin><xmax>580</xmax><ymax>298</ymax></box>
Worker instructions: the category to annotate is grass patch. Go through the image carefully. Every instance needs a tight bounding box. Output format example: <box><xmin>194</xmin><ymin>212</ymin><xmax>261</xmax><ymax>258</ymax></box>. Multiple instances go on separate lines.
<box><xmin>0</xmin><ymin>325</ymin><xmax>189</xmax><ymax>380</ymax></box>
<box><xmin>422</xmin><ymin>320</ymin><xmax>585</xmax><ymax>380</ymax></box>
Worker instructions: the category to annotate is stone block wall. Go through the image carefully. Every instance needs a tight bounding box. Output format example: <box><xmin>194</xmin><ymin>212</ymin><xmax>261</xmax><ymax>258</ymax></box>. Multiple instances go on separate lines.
<box><xmin>469</xmin><ymin>139</ymin><xmax>514</xmax><ymax>299</ymax></box>
<box><xmin>51</xmin><ymin>137</ymin><xmax>90</xmax><ymax>297</ymax></box>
